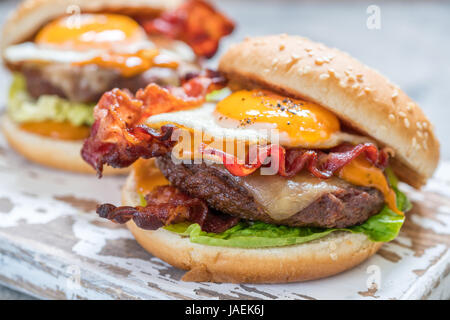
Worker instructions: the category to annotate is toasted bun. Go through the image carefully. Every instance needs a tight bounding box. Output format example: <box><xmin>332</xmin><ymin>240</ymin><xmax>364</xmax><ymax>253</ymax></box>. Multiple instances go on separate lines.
<box><xmin>123</xmin><ymin>169</ymin><xmax>382</xmax><ymax>283</ymax></box>
<box><xmin>1</xmin><ymin>0</ymin><xmax>183</xmax><ymax>52</ymax></box>
<box><xmin>219</xmin><ymin>35</ymin><xmax>439</xmax><ymax>188</ymax></box>
<box><xmin>1</xmin><ymin>115</ymin><xmax>128</xmax><ymax>175</ymax></box>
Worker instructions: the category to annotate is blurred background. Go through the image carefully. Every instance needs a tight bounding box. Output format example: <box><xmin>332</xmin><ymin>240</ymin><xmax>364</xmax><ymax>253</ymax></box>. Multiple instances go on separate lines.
<box><xmin>0</xmin><ymin>0</ymin><xmax>449</xmax><ymax>299</ymax></box>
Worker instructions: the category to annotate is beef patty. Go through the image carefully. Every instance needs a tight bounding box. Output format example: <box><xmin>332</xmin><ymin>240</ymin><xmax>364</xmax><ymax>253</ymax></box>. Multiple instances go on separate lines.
<box><xmin>21</xmin><ymin>66</ymin><xmax>182</xmax><ymax>103</ymax></box>
<box><xmin>156</xmin><ymin>155</ymin><xmax>385</xmax><ymax>228</ymax></box>
<box><xmin>19</xmin><ymin>59</ymin><xmax>199</xmax><ymax>103</ymax></box>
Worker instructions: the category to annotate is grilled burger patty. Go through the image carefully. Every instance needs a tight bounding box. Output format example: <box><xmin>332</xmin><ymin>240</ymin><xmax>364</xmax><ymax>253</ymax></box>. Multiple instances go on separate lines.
<box><xmin>19</xmin><ymin>61</ymin><xmax>198</xmax><ymax>103</ymax></box>
<box><xmin>156</xmin><ymin>154</ymin><xmax>385</xmax><ymax>228</ymax></box>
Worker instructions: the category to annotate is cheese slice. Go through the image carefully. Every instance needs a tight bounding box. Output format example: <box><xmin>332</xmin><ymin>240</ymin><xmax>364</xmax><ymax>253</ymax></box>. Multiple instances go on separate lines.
<box><xmin>338</xmin><ymin>156</ymin><xmax>402</xmax><ymax>215</ymax></box>
<box><xmin>217</xmin><ymin>166</ymin><xmax>350</xmax><ymax>221</ymax></box>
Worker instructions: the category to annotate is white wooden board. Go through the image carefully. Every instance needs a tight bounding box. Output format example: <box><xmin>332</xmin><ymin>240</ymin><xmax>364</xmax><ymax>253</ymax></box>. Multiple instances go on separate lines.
<box><xmin>0</xmin><ymin>131</ymin><xmax>448</xmax><ymax>300</ymax></box>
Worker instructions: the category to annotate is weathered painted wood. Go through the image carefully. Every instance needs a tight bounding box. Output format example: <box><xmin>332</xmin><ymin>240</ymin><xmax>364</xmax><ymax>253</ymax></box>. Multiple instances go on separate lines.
<box><xmin>0</xmin><ymin>133</ymin><xmax>448</xmax><ymax>300</ymax></box>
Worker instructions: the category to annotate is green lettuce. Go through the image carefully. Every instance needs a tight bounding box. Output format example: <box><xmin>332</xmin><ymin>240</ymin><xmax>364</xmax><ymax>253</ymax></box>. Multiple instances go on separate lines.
<box><xmin>205</xmin><ymin>87</ymin><xmax>231</xmax><ymax>102</ymax></box>
<box><xmin>164</xmin><ymin>171</ymin><xmax>409</xmax><ymax>248</ymax></box>
<box><xmin>7</xmin><ymin>73</ymin><xmax>95</xmax><ymax>126</ymax></box>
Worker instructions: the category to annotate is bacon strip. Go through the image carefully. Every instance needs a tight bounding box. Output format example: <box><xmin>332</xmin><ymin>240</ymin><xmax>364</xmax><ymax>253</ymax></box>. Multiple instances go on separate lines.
<box><xmin>202</xmin><ymin>143</ymin><xmax>390</xmax><ymax>179</ymax></box>
<box><xmin>80</xmin><ymin>69</ymin><xmax>390</xmax><ymax>179</ymax></box>
<box><xmin>139</xmin><ymin>0</ymin><xmax>234</xmax><ymax>58</ymax></box>
<box><xmin>81</xmin><ymin>70</ymin><xmax>226</xmax><ymax>176</ymax></box>
<box><xmin>97</xmin><ymin>186</ymin><xmax>239</xmax><ymax>233</ymax></box>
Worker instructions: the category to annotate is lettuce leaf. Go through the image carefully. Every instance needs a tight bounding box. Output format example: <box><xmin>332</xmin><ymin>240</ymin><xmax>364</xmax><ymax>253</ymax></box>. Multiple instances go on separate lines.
<box><xmin>164</xmin><ymin>170</ymin><xmax>409</xmax><ymax>248</ymax></box>
<box><xmin>165</xmin><ymin>222</ymin><xmax>335</xmax><ymax>248</ymax></box>
<box><xmin>7</xmin><ymin>73</ymin><xmax>95</xmax><ymax>126</ymax></box>
<box><xmin>205</xmin><ymin>87</ymin><xmax>231</xmax><ymax>102</ymax></box>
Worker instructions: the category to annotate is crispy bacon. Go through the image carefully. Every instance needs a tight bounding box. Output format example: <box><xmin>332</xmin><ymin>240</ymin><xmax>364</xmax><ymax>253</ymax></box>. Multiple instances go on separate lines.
<box><xmin>97</xmin><ymin>186</ymin><xmax>239</xmax><ymax>233</ymax></box>
<box><xmin>81</xmin><ymin>70</ymin><xmax>226</xmax><ymax>175</ymax></box>
<box><xmin>202</xmin><ymin>142</ymin><xmax>390</xmax><ymax>179</ymax></box>
<box><xmin>139</xmin><ymin>0</ymin><xmax>234</xmax><ymax>58</ymax></box>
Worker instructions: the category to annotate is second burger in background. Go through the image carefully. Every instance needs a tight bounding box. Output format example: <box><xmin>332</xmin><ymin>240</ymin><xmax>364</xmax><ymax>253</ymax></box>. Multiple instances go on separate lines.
<box><xmin>1</xmin><ymin>0</ymin><xmax>234</xmax><ymax>174</ymax></box>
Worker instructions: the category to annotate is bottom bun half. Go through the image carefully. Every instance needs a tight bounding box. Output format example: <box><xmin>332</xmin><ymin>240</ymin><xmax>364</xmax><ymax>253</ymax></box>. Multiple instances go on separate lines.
<box><xmin>1</xmin><ymin>115</ymin><xmax>128</xmax><ymax>175</ymax></box>
<box><xmin>123</xmin><ymin>169</ymin><xmax>383</xmax><ymax>283</ymax></box>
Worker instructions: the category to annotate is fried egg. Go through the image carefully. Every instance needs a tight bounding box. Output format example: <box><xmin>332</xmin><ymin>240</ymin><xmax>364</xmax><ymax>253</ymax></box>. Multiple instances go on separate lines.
<box><xmin>146</xmin><ymin>89</ymin><xmax>374</xmax><ymax>153</ymax></box>
<box><xmin>4</xmin><ymin>14</ymin><xmax>195</xmax><ymax>77</ymax></box>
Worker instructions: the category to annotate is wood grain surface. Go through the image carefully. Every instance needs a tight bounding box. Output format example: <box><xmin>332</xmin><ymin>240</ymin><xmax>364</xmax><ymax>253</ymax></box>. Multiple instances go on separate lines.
<box><xmin>0</xmin><ymin>132</ymin><xmax>448</xmax><ymax>300</ymax></box>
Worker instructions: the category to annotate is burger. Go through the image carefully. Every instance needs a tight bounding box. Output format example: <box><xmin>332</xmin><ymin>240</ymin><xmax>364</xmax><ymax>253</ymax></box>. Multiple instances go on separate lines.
<box><xmin>81</xmin><ymin>35</ymin><xmax>439</xmax><ymax>283</ymax></box>
<box><xmin>1</xmin><ymin>0</ymin><xmax>234</xmax><ymax>174</ymax></box>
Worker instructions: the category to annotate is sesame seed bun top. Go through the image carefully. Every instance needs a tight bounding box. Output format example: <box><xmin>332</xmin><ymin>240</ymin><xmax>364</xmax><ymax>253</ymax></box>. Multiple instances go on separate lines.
<box><xmin>218</xmin><ymin>34</ymin><xmax>440</xmax><ymax>188</ymax></box>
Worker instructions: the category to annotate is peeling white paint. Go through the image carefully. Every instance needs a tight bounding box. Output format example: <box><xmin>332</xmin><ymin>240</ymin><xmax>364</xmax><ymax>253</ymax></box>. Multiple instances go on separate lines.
<box><xmin>0</xmin><ymin>134</ymin><xmax>448</xmax><ymax>300</ymax></box>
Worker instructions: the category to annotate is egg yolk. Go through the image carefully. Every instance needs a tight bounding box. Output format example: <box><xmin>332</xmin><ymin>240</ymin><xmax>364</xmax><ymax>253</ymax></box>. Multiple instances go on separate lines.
<box><xmin>35</xmin><ymin>14</ymin><xmax>145</xmax><ymax>51</ymax></box>
<box><xmin>215</xmin><ymin>90</ymin><xmax>340</xmax><ymax>147</ymax></box>
<box><xmin>35</xmin><ymin>14</ymin><xmax>179</xmax><ymax>77</ymax></box>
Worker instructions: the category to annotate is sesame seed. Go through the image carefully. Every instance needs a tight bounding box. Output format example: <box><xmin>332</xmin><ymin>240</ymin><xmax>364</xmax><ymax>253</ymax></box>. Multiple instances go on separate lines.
<box><xmin>315</xmin><ymin>58</ymin><xmax>325</xmax><ymax>65</ymax></box>
<box><xmin>364</xmin><ymin>87</ymin><xmax>372</xmax><ymax>93</ymax></box>
<box><xmin>319</xmin><ymin>73</ymin><xmax>330</xmax><ymax>80</ymax></box>
<box><xmin>392</xmin><ymin>90</ymin><xmax>398</xmax><ymax>99</ymax></box>
<box><xmin>404</xmin><ymin>118</ymin><xmax>410</xmax><ymax>128</ymax></box>
<box><xmin>357</xmin><ymin>90</ymin><xmax>365</xmax><ymax>97</ymax></box>
<box><xmin>303</xmin><ymin>65</ymin><xmax>312</xmax><ymax>74</ymax></box>
<box><xmin>291</xmin><ymin>53</ymin><xmax>300</xmax><ymax>60</ymax></box>
<box><xmin>398</xmin><ymin>111</ymin><xmax>406</xmax><ymax>118</ymax></box>
<box><xmin>416</xmin><ymin>121</ymin><xmax>423</xmax><ymax>130</ymax></box>
<box><xmin>328</xmin><ymin>68</ymin><xmax>336</xmax><ymax>76</ymax></box>
<box><xmin>422</xmin><ymin>122</ymin><xmax>428</xmax><ymax>129</ymax></box>
<box><xmin>412</xmin><ymin>137</ymin><xmax>417</xmax><ymax>147</ymax></box>
<box><xmin>417</xmin><ymin>131</ymin><xmax>424</xmax><ymax>138</ymax></box>
<box><xmin>406</xmin><ymin>102</ymin><xmax>415</xmax><ymax>112</ymax></box>
<box><xmin>272</xmin><ymin>58</ymin><xmax>279</xmax><ymax>65</ymax></box>
<box><xmin>388</xmin><ymin>114</ymin><xmax>396</xmax><ymax>122</ymax></box>
<box><xmin>329</xmin><ymin>242</ymin><xmax>337</xmax><ymax>250</ymax></box>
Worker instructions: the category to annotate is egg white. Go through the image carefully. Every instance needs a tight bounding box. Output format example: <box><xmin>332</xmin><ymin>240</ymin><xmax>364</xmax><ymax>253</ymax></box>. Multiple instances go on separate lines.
<box><xmin>147</xmin><ymin>103</ymin><xmax>272</xmax><ymax>144</ymax></box>
<box><xmin>145</xmin><ymin>102</ymin><xmax>375</xmax><ymax>149</ymax></box>
<box><xmin>4</xmin><ymin>39</ymin><xmax>195</xmax><ymax>64</ymax></box>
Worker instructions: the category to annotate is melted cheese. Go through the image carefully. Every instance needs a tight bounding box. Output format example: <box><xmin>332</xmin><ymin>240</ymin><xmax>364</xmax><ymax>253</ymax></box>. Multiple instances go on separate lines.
<box><xmin>218</xmin><ymin>166</ymin><xmax>350</xmax><ymax>221</ymax></box>
<box><xmin>73</xmin><ymin>48</ymin><xmax>172</xmax><ymax>77</ymax></box>
<box><xmin>338</xmin><ymin>156</ymin><xmax>403</xmax><ymax>215</ymax></box>
<box><xmin>133</xmin><ymin>159</ymin><xmax>169</xmax><ymax>195</ymax></box>
<box><xmin>20</xmin><ymin>121</ymin><xmax>90</xmax><ymax>140</ymax></box>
